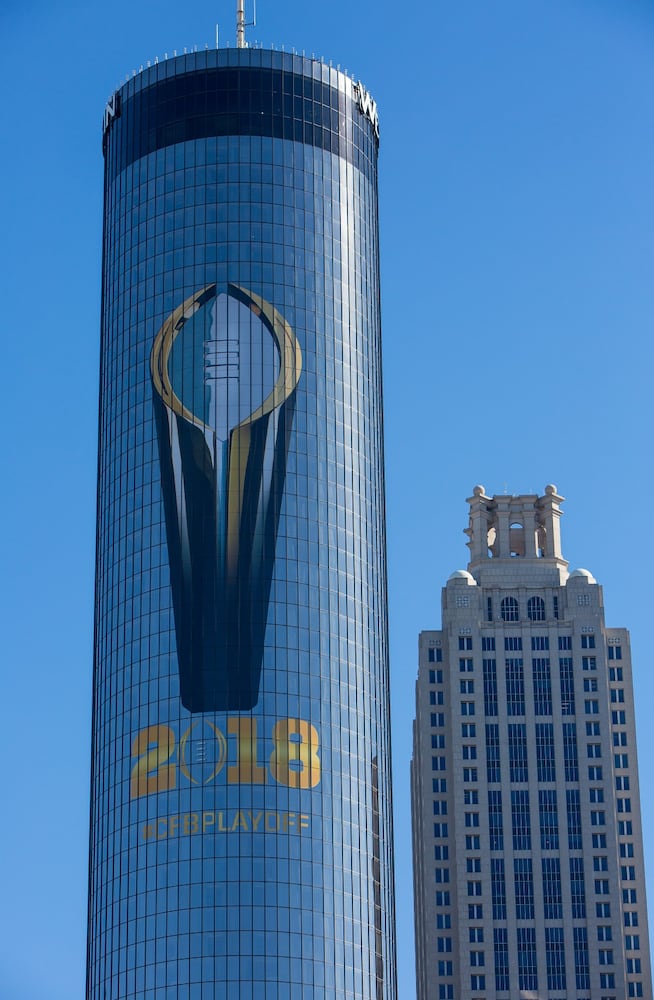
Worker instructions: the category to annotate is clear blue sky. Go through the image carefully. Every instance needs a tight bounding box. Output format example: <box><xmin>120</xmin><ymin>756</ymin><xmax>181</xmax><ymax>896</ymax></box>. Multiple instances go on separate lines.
<box><xmin>1</xmin><ymin>1</ymin><xmax>653</xmax><ymax>997</ymax></box>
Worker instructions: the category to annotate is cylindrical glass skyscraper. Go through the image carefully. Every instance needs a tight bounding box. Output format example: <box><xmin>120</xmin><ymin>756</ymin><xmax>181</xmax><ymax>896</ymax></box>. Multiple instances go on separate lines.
<box><xmin>89</xmin><ymin>46</ymin><xmax>395</xmax><ymax>999</ymax></box>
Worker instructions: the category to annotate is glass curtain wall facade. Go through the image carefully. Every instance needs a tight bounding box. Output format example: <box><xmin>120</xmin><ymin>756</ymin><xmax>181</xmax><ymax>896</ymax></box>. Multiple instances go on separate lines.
<box><xmin>89</xmin><ymin>47</ymin><xmax>395</xmax><ymax>1000</ymax></box>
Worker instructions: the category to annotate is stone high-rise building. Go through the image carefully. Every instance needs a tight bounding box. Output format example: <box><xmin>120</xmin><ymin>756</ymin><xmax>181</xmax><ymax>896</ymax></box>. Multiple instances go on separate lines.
<box><xmin>411</xmin><ymin>485</ymin><xmax>651</xmax><ymax>1000</ymax></box>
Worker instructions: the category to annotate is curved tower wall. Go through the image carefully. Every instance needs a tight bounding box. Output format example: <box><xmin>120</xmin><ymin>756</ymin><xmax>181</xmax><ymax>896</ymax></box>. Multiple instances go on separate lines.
<box><xmin>89</xmin><ymin>47</ymin><xmax>395</xmax><ymax>1000</ymax></box>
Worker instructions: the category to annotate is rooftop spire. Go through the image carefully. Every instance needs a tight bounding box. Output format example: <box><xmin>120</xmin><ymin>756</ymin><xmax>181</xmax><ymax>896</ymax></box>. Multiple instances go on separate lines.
<box><xmin>236</xmin><ymin>0</ymin><xmax>246</xmax><ymax>48</ymax></box>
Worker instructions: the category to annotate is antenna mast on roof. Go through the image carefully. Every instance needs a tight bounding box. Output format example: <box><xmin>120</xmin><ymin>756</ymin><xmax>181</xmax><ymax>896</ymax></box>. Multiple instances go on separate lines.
<box><xmin>236</xmin><ymin>0</ymin><xmax>256</xmax><ymax>48</ymax></box>
<box><xmin>237</xmin><ymin>0</ymin><xmax>246</xmax><ymax>48</ymax></box>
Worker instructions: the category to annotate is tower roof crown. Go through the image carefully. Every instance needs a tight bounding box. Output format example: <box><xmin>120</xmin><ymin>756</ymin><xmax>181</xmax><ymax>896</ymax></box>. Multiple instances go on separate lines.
<box><xmin>464</xmin><ymin>485</ymin><xmax>568</xmax><ymax>586</ymax></box>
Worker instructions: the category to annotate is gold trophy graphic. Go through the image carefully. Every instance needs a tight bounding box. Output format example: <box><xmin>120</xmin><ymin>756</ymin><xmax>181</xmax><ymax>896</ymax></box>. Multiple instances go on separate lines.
<box><xmin>150</xmin><ymin>284</ymin><xmax>302</xmax><ymax>711</ymax></box>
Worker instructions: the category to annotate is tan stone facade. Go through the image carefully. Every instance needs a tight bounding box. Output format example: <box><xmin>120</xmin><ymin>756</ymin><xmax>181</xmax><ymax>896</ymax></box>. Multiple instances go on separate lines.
<box><xmin>411</xmin><ymin>487</ymin><xmax>651</xmax><ymax>1000</ymax></box>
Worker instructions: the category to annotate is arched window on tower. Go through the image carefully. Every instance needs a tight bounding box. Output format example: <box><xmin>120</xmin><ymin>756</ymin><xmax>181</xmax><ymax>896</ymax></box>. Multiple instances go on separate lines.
<box><xmin>501</xmin><ymin>596</ymin><xmax>519</xmax><ymax>622</ymax></box>
<box><xmin>510</xmin><ymin>522</ymin><xmax>525</xmax><ymax>557</ymax></box>
<box><xmin>527</xmin><ymin>596</ymin><xmax>546</xmax><ymax>622</ymax></box>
